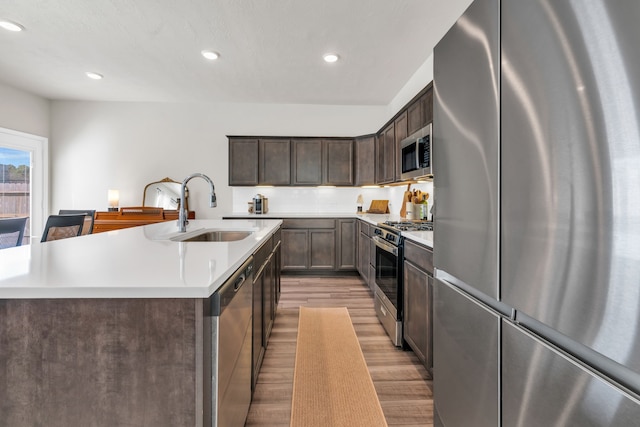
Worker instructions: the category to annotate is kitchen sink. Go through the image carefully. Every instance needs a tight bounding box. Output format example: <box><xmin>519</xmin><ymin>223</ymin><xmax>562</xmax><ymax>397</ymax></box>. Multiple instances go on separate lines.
<box><xmin>171</xmin><ymin>229</ymin><xmax>254</xmax><ymax>242</ymax></box>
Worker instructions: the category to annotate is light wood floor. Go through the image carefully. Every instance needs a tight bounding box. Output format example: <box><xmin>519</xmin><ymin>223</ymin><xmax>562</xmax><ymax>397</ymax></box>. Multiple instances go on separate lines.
<box><xmin>245</xmin><ymin>275</ymin><xmax>433</xmax><ymax>427</ymax></box>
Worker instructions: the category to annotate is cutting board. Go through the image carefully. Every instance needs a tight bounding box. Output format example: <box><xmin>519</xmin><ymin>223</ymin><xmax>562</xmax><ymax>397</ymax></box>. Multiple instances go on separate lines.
<box><xmin>367</xmin><ymin>200</ymin><xmax>389</xmax><ymax>214</ymax></box>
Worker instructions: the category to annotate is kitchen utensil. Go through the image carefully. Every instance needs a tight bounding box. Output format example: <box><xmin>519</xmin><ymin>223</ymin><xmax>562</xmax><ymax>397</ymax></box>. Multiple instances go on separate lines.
<box><xmin>367</xmin><ymin>200</ymin><xmax>390</xmax><ymax>214</ymax></box>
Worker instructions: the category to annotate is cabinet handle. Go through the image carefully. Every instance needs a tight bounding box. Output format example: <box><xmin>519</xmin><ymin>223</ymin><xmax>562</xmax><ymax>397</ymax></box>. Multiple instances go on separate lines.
<box><xmin>234</xmin><ymin>274</ymin><xmax>246</xmax><ymax>291</ymax></box>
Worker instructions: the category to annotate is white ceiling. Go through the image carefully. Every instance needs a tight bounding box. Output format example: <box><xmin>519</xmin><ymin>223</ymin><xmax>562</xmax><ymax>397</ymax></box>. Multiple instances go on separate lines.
<box><xmin>0</xmin><ymin>0</ymin><xmax>471</xmax><ymax>105</ymax></box>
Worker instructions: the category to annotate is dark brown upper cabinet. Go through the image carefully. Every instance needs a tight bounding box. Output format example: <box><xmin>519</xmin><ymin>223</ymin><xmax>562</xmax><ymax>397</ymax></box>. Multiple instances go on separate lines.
<box><xmin>376</xmin><ymin>122</ymin><xmax>395</xmax><ymax>184</ymax></box>
<box><xmin>260</xmin><ymin>139</ymin><xmax>291</xmax><ymax>185</ymax></box>
<box><xmin>229</xmin><ymin>83</ymin><xmax>433</xmax><ymax>187</ymax></box>
<box><xmin>229</xmin><ymin>138</ymin><xmax>259</xmax><ymax>186</ymax></box>
<box><xmin>292</xmin><ymin>139</ymin><xmax>323</xmax><ymax>185</ymax></box>
<box><xmin>323</xmin><ymin>139</ymin><xmax>354</xmax><ymax>186</ymax></box>
<box><xmin>355</xmin><ymin>135</ymin><xmax>376</xmax><ymax>186</ymax></box>
<box><xmin>394</xmin><ymin>111</ymin><xmax>408</xmax><ymax>182</ymax></box>
<box><xmin>408</xmin><ymin>85</ymin><xmax>433</xmax><ymax>135</ymax></box>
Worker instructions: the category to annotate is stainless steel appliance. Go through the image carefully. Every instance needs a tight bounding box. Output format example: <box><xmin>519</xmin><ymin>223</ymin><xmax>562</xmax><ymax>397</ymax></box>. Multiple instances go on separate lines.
<box><xmin>252</xmin><ymin>194</ymin><xmax>268</xmax><ymax>214</ymax></box>
<box><xmin>210</xmin><ymin>257</ymin><xmax>254</xmax><ymax>427</ymax></box>
<box><xmin>433</xmin><ymin>0</ymin><xmax>640</xmax><ymax>425</ymax></box>
<box><xmin>400</xmin><ymin>124</ymin><xmax>432</xmax><ymax>181</ymax></box>
<box><xmin>373</xmin><ymin>220</ymin><xmax>434</xmax><ymax>346</ymax></box>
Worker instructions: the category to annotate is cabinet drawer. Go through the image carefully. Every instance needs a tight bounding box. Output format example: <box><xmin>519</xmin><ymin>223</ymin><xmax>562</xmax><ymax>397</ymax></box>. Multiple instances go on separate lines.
<box><xmin>282</xmin><ymin>218</ymin><xmax>335</xmax><ymax>229</ymax></box>
<box><xmin>404</xmin><ymin>239</ymin><xmax>433</xmax><ymax>273</ymax></box>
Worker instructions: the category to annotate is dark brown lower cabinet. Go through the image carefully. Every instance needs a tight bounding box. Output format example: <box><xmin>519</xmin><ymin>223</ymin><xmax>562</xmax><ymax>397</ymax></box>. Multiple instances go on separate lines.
<box><xmin>402</xmin><ymin>239</ymin><xmax>434</xmax><ymax>373</ymax></box>
<box><xmin>279</xmin><ymin>218</ymin><xmax>356</xmax><ymax>273</ymax></box>
<box><xmin>251</xmin><ymin>231</ymin><xmax>281</xmax><ymax>392</ymax></box>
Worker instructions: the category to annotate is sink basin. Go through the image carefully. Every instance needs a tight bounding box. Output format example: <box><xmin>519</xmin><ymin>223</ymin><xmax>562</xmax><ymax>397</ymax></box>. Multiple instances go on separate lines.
<box><xmin>171</xmin><ymin>229</ymin><xmax>254</xmax><ymax>242</ymax></box>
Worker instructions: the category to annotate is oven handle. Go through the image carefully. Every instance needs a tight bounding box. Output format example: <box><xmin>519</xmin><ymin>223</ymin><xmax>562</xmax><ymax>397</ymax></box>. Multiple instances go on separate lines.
<box><xmin>373</xmin><ymin>236</ymin><xmax>398</xmax><ymax>256</ymax></box>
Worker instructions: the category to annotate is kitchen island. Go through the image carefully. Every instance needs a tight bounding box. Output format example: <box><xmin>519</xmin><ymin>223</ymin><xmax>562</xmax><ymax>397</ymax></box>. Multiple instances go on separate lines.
<box><xmin>0</xmin><ymin>219</ymin><xmax>281</xmax><ymax>427</ymax></box>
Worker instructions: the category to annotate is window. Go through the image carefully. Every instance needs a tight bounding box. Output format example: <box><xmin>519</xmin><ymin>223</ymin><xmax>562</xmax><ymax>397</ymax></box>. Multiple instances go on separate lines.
<box><xmin>0</xmin><ymin>128</ymin><xmax>48</xmax><ymax>242</ymax></box>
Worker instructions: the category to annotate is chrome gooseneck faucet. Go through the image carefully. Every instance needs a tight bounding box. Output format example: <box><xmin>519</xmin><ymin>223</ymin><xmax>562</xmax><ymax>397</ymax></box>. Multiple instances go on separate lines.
<box><xmin>179</xmin><ymin>173</ymin><xmax>217</xmax><ymax>232</ymax></box>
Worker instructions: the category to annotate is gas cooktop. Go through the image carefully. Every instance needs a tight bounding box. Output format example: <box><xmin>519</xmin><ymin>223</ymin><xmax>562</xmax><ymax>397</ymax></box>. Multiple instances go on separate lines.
<box><xmin>380</xmin><ymin>220</ymin><xmax>434</xmax><ymax>232</ymax></box>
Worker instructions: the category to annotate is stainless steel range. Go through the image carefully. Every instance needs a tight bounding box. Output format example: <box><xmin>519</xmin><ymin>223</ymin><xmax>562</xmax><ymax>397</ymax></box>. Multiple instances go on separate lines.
<box><xmin>373</xmin><ymin>220</ymin><xmax>433</xmax><ymax>346</ymax></box>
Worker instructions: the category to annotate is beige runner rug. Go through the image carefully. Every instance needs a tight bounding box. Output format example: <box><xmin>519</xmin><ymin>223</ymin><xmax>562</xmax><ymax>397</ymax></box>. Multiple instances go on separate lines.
<box><xmin>290</xmin><ymin>307</ymin><xmax>388</xmax><ymax>427</ymax></box>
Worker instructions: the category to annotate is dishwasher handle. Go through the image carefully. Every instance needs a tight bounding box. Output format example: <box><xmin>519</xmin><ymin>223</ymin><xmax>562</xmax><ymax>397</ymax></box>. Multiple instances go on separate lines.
<box><xmin>233</xmin><ymin>274</ymin><xmax>246</xmax><ymax>292</ymax></box>
<box><xmin>210</xmin><ymin>256</ymin><xmax>254</xmax><ymax>316</ymax></box>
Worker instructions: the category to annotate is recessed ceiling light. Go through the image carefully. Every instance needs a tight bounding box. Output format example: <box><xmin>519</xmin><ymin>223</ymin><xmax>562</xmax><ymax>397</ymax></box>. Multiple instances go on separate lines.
<box><xmin>201</xmin><ymin>50</ymin><xmax>220</xmax><ymax>60</ymax></box>
<box><xmin>323</xmin><ymin>53</ymin><xmax>339</xmax><ymax>63</ymax></box>
<box><xmin>0</xmin><ymin>20</ymin><xmax>24</xmax><ymax>32</ymax></box>
<box><xmin>85</xmin><ymin>72</ymin><xmax>104</xmax><ymax>80</ymax></box>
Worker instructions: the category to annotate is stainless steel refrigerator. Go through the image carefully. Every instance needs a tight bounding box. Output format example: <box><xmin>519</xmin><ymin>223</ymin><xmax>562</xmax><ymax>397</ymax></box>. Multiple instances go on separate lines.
<box><xmin>433</xmin><ymin>0</ymin><xmax>640</xmax><ymax>425</ymax></box>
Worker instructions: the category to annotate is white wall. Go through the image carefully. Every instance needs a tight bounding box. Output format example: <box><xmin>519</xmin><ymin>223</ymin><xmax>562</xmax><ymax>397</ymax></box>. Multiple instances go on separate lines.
<box><xmin>0</xmin><ymin>81</ymin><xmax>50</xmax><ymax>137</ymax></box>
<box><xmin>50</xmin><ymin>101</ymin><xmax>388</xmax><ymax>217</ymax></box>
<box><xmin>46</xmin><ymin>55</ymin><xmax>434</xmax><ymax>218</ymax></box>
<box><xmin>387</xmin><ymin>54</ymin><xmax>434</xmax><ymax>122</ymax></box>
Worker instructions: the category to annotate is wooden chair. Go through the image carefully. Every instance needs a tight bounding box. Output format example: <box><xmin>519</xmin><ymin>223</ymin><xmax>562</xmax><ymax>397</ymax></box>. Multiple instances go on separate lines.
<box><xmin>58</xmin><ymin>209</ymin><xmax>96</xmax><ymax>235</ymax></box>
<box><xmin>40</xmin><ymin>214</ymin><xmax>86</xmax><ymax>242</ymax></box>
<box><xmin>0</xmin><ymin>217</ymin><xmax>28</xmax><ymax>249</ymax></box>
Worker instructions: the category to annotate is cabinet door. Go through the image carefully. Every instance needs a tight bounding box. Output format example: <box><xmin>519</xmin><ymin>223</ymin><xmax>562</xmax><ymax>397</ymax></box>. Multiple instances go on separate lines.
<box><xmin>394</xmin><ymin>111</ymin><xmax>408</xmax><ymax>182</ymax></box>
<box><xmin>323</xmin><ymin>139</ymin><xmax>354</xmax><ymax>185</ymax></box>
<box><xmin>423</xmin><ymin>87</ymin><xmax>433</xmax><ymax>125</ymax></box>
<box><xmin>252</xmin><ymin>268</ymin><xmax>264</xmax><ymax>391</ymax></box>
<box><xmin>407</xmin><ymin>87</ymin><xmax>433</xmax><ymax>135</ymax></box>
<box><xmin>292</xmin><ymin>139</ymin><xmax>323</xmax><ymax>185</ymax></box>
<box><xmin>281</xmin><ymin>229</ymin><xmax>309</xmax><ymax>270</ymax></box>
<box><xmin>263</xmin><ymin>254</ymin><xmax>274</xmax><ymax>345</ymax></box>
<box><xmin>273</xmin><ymin>241</ymin><xmax>281</xmax><ymax>304</ymax></box>
<box><xmin>309</xmin><ymin>229</ymin><xmax>336</xmax><ymax>270</ymax></box>
<box><xmin>376</xmin><ymin>123</ymin><xmax>395</xmax><ymax>184</ymax></box>
<box><xmin>368</xmin><ymin>263</ymin><xmax>376</xmax><ymax>292</ymax></box>
<box><xmin>358</xmin><ymin>230</ymin><xmax>370</xmax><ymax>278</ymax></box>
<box><xmin>355</xmin><ymin>136</ymin><xmax>376</xmax><ymax>186</ymax></box>
<box><xmin>229</xmin><ymin>139</ymin><xmax>259</xmax><ymax>186</ymax></box>
<box><xmin>260</xmin><ymin>139</ymin><xmax>291</xmax><ymax>185</ymax></box>
<box><xmin>369</xmin><ymin>237</ymin><xmax>377</xmax><ymax>291</ymax></box>
<box><xmin>403</xmin><ymin>260</ymin><xmax>432</xmax><ymax>371</ymax></box>
<box><xmin>408</xmin><ymin>98</ymin><xmax>423</xmax><ymax>135</ymax></box>
<box><xmin>337</xmin><ymin>219</ymin><xmax>356</xmax><ymax>270</ymax></box>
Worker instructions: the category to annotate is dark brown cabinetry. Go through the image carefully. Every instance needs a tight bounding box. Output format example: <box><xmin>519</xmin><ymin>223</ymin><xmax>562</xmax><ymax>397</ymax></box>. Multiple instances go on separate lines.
<box><xmin>407</xmin><ymin>87</ymin><xmax>433</xmax><ymax>135</ymax></box>
<box><xmin>229</xmin><ymin>138</ymin><xmax>259</xmax><ymax>186</ymax></box>
<box><xmin>324</xmin><ymin>139</ymin><xmax>354</xmax><ymax>186</ymax></box>
<box><xmin>376</xmin><ymin>123</ymin><xmax>396</xmax><ymax>184</ymax></box>
<box><xmin>356</xmin><ymin>219</ymin><xmax>377</xmax><ymax>292</ymax></box>
<box><xmin>281</xmin><ymin>219</ymin><xmax>335</xmax><ymax>271</ymax></box>
<box><xmin>229</xmin><ymin>83</ymin><xmax>433</xmax><ymax>187</ymax></box>
<box><xmin>291</xmin><ymin>139</ymin><xmax>354</xmax><ymax>186</ymax></box>
<box><xmin>292</xmin><ymin>139</ymin><xmax>323</xmax><ymax>185</ymax></box>
<box><xmin>260</xmin><ymin>139</ymin><xmax>291</xmax><ymax>185</ymax></box>
<box><xmin>355</xmin><ymin>135</ymin><xmax>376</xmax><ymax>186</ymax></box>
<box><xmin>394</xmin><ymin>111</ymin><xmax>408</xmax><ymax>182</ymax></box>
<box><xmin>403</xmin><ymin>238</ymin><xmax>433</xmax><ymax>373</ymax></box>
<box><xmin>278</xmin><ymin>218</ymin><xmax>357</xmax><ymax>273</ymax></box>
<box><xmin>251</xmin><ymin>230</ymin><xmax>281</xmax><ymax>391</ymax></box>
<box><xmin>229</xmin><ymin>138</ymin><xmax>291</xmax><ymax>186</ymax></box>
<box><xmin>357</xmin><ymin>220</ymin><xmax>370</xmax><ymax>278</ymax></box>
<box><xmin>337</xmin><ymin>219</ymin><xmax>357</xmax><ymax>270</ymax></box>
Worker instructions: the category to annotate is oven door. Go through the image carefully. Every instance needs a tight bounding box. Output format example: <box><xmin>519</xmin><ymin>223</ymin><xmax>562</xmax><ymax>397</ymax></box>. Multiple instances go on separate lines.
<box><xmin>373</xmin><ymin>236</ymin><xmax>400</xmax><ymax>312</ymax></box>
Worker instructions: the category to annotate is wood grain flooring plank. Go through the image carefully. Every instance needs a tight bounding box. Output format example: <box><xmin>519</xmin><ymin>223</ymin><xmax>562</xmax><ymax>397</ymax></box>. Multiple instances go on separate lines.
<box><xmin>246</xmin><ymin>275</ymin><xmax>433</xmax><ymax>426</ymax></box>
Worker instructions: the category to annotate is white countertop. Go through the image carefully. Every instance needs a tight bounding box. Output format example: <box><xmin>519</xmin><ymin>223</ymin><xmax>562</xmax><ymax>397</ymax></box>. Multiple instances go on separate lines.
<box><xmin>0</xmin><ymin>219</ymin><xmax>282</xmax><ymax>299</ymax></box>
<box><xmin>401</xmin><ymin>230</ymin><xmax>433</xmax><ymax>248</ymax></box>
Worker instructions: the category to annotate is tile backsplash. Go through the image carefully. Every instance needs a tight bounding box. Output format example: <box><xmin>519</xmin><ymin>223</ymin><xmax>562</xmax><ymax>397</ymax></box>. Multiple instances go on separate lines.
<box><xmin>232</xmin><ymin>182</ymin><xmax>433</xmax><ymax>215</ymax></box>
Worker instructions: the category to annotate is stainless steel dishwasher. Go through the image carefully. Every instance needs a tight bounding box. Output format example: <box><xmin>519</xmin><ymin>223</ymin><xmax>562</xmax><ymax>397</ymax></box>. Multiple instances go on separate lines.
<box><xmin>211</xmin><ymin>256</ymin><xmax>253</xmax><ymax>427</ymax></box>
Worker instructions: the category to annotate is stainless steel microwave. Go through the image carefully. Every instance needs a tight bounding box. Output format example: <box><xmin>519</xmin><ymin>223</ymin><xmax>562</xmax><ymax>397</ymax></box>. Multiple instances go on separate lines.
<box><xmin>400</xmin><ymin>124</ymin><xmax>432</xmax><ymax>180</ymax></box>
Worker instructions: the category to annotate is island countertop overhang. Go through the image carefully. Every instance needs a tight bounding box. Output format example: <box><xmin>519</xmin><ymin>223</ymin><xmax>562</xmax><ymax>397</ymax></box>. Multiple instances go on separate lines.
<box><xmin>0</xmin><ymin>219</ymin><xmax>282</xmax><ymax>299</ymax></box>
